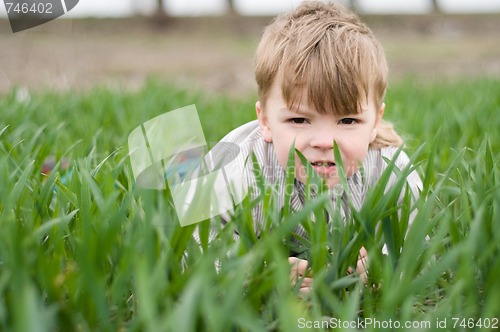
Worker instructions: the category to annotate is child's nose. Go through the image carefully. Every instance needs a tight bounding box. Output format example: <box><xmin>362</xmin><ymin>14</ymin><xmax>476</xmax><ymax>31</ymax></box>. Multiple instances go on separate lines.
<box><xmin>309</xmin><ymin>126</ymin><xmax>336</xmax><ymax>149</ymax></box>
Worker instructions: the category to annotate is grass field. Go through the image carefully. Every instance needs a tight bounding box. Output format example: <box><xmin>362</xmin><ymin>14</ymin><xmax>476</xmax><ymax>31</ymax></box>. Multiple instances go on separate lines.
<box><xmin>0</xmin><ymin>77</ymin><xmax>499</xmax><ymax>331</ymax></box>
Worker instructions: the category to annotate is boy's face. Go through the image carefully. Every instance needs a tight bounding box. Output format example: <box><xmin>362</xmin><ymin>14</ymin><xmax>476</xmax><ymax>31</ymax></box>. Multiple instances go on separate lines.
<box><xmin>256</xmin><ymin>80</ymin><xmax>384</xmax><ymax>189</ymax></box>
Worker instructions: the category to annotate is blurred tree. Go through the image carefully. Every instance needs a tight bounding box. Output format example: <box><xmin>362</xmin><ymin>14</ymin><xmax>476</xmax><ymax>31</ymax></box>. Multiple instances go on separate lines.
<box><xmin>156</xmin><ymin>0</ymin><xmax>166</xmax><ymax>16</ymax></box>
<box><xmin>431</xmin><ymin>0</ymin><xmax>441</xmax><ymax>13</ymax></box>
<box><xmin>153</xmin><ymin>0</ymin><xmax>168</xmax><ymax>25</ymax></box>
<box><xmin>346</xmin><ymin>0</ymin><xmax>359</xmax><ymax>12</ymax></box>
<box><xmin>227</xmin><ymin>0</ymin><xmax>237</xmax><ymax>15</ymax></box>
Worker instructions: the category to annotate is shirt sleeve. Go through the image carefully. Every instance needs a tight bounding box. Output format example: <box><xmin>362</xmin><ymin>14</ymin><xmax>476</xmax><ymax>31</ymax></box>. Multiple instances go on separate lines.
<box><xmin>380</xmin><ymin>147</ymin><xmax>422</xmax><ymax>225</ymax></box>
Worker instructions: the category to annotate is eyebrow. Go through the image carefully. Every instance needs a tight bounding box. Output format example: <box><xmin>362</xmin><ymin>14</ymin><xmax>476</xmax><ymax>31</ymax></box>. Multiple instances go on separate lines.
<box><xmin>279</xmin><ymin>107</ymin><xmax>312</xmax><ymax>116</ymax></box>
<box><xmin>280</xmin><ymin>107</ymin><xmax>369</xmax><ymax>116</ymax></box>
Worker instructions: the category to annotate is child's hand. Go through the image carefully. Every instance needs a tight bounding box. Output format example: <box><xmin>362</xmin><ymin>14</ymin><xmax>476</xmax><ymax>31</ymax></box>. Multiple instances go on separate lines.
<box><xmin>348</xmin><ymin>247</ymin><xmax>368</xmax><ymax>284</ymax></box>
<box><xmin>288</xmin><ymin>257</ymin><xmax>313</xmax><ymax>295</ymax></box>
<box><xmin>289</xmin><ymin>247</ymin><xmax>368</xmax><ymax>296</ymax></box>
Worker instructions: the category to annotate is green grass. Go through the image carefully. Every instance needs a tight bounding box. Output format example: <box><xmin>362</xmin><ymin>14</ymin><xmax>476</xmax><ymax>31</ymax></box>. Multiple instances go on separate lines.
<box><xmin>0</xmin><ymin>77</ymin><xmax>499</xmax><ymax>331</ymax></box>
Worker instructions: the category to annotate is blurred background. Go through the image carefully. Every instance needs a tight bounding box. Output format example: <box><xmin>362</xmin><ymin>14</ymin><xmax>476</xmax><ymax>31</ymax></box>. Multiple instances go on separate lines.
<box><xmin>1</xmin><ymin>0</ymin><xmax>499</xmax><ymax>96</ymax></box>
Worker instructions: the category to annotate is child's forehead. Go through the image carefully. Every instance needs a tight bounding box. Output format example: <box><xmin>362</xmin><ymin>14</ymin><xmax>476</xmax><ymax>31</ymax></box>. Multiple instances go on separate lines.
<box><xmin>272</xmin><ymin>79</ymin><xmax>372</xmax><ymax>116</ymax></box>
<box><xmin>282</xmin><ymin>100</ymin><xmax>371</xmax><ymax>116</ymax></box>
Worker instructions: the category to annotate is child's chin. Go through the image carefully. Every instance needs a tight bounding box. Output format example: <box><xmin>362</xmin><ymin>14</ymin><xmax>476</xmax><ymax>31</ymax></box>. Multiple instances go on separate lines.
<box><xmin>324</xmin><ymin>178</ymin><xmax>341</xmax><ymax>189</ymax></box>
<box><xmin>294</xmin><ymin>171</ymin><xmax>340</xmax><ymax>189</ymax></box>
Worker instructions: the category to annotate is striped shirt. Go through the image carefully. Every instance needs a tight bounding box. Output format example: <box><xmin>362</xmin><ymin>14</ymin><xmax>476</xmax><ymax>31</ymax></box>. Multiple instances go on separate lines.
<box><xmin>203</xmin><ymin>120</ymin><xmax>422</xmax><ymax>242</ymax></box>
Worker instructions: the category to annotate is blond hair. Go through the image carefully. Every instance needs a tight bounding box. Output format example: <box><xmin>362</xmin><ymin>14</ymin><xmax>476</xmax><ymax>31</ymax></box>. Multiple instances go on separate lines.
<box><xmin>254</xmin><ymin>1</ymin><xmax>402</xmax><ymax>148</ymax></box>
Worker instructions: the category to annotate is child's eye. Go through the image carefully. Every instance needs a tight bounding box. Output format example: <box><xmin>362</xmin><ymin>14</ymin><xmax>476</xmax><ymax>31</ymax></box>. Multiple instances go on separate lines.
<box><xmin>339</xmin><ymin>118</ymin><xmax>357</xmax><ymax>125</ymax></box>
<box><xmin>290</xmin><ymin>118</ymin><xmax>307</xmax><ymax>124</ymax></box>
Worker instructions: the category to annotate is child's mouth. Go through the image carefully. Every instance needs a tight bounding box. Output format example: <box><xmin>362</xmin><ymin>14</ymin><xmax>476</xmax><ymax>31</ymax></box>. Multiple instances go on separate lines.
<box><xmin>311</xmin><ymin>161</ymin><xmax>335</xmax><ymax>167</ymax></box>
<box><xmin>310</xmin><ymin>161</ymin><xmax>337</xmax><ymax>176</ymax></box>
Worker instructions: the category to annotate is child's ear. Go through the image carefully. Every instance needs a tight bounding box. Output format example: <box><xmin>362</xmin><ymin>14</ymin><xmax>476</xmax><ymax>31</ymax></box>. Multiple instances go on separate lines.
<box><xmin>370</xmin><ymin>103</ymin><xmax>385</xmax><ymax>142</ymax></box>
<box><xmin>256</xmin><ymin>101</ymin><xmax>273</xmax><ymax>142</ymax></box>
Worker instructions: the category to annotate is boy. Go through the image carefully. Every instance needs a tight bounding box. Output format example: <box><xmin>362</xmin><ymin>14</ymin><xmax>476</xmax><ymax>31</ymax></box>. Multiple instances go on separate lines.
<box><xmin>204</xmin><ymin>1</ymin><xmax>421</xmax><ymax>293</ymax></box>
